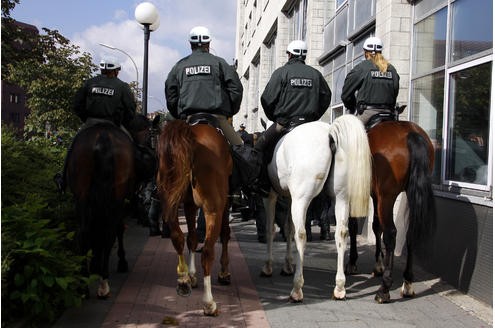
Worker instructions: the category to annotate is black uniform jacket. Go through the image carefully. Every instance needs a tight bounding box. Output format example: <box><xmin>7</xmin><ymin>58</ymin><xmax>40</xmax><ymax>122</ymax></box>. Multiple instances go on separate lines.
<box><xmin>341</xmin><ymin>59</ymin><xmax>399</xmax><ymax>111</ymax></box>
<box><xmin>260</xmin><ymin>57</ymin><xmax>331</xmax><ymax>126</ymax></box>
<box><xmin>165</xmin><ymin>48</ymin><xmax>243</xmax><ymax>119</ymax></box>
<box><xmin>73</xmin><ymin>74</ymin><xmax>136</xmax><ymax>128</ymax></box>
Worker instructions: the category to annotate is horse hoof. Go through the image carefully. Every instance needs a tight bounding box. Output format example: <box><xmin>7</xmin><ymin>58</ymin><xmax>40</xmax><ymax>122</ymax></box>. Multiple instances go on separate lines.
<box><xmin>332</xmin><ymin>289</ymin><xmax>346</xmax><ymax>301</ymax></box>
<box><xmin>374</xmin><ymin>291</ymin><xmax>391</xmax><ymax>304</ymax></box>
<box><xmin>176</xmin><ymin>283</ymin><xmax>191</xmax><ymax>297</ymax></box>
<box><xmin>97</xmin><ymin>292</ymin><xmax>111</xmax><ymax>300</ymax></box>
<box><xmin>345</xmin><ymin>263</ymin><xmax>358</xmax><ymax>275</ymax></box>
<box><xmin>289</xmin><ymin>295</ymin><xmax>303</xmax><ymax>303</ymax></box>
<box><xmin>260</xmin><ymin>266</ymin><xmax>272</xmax><ymax>277</ymax></box>
<box><xmin>118</xmin><ymin>260</ymin><xmax>128</xmax><ymax>273</ymax></box>
<box><xmin>400</xmin><ymin>281</ymin><xmax>415</xmax><ymax>298</ymax></box>
<box><xmin>190</xmin><ymin>275</ymin><xmax>198</xmax><ymax>288</ymax></box>
<box><xmin>203</xmin><ymin>302</ymin><xmax>219</xmax><ymax>316</ymax></box>
<box><xmin>97</xmin><ymin>279</ymin><xmax>110</xmax><ymax>299</ymax></box>
<box><xmin>280</xmin><ymin>268</ymin><xmax>294</xmax><ymax>276</ymax></box>
<box><xmin>218</xmin><ymin>272</ymin><xmax>231</xmax><ymax>285</ymax></box>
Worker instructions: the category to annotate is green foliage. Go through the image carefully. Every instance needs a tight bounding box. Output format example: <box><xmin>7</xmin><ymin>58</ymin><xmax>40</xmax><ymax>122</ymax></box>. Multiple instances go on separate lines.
<box><xmin>4</xmin><ymin>24</ymin><xmax>97</xmax><ymax>140</ymax></box>
<box><xmin>1</xmin><ymin>126</ymin><xmax>94</xmax><ymax>326</ymax></box>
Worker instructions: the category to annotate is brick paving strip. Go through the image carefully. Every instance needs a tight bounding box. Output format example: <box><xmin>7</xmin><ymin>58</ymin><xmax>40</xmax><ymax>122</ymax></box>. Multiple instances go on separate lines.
<box><xmin>102</xmin><ymin>222</ymin><xmax>270</xmax><ymax>328</ymax></box>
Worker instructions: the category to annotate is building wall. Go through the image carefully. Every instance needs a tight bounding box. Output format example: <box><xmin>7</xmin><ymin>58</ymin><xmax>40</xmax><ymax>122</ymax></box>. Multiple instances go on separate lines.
<box><xmin>235</xmin><ymin>0</ymin><xmax>493</xmax><ymax>306</ymax></box>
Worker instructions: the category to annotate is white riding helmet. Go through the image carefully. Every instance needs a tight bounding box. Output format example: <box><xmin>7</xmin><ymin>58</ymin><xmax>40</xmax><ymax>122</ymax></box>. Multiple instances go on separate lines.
<box><xmin>363</xmin><ymin>36</ymin><xmax>383</xmax><ymax>52</ymax></box>
<box><xmin>286</xmin><ymin>40</ymin><xmax>308</xmax><ymax>57</ymax></box>
<box><xmin>189</xmin><ymin>26</ymin><xmax>211</xmax><ymax>45</ymax></box>
<box><xmin>99</xmin><ymin>56</ymin><xmax>121</xmax><ymax>71</ymax></box>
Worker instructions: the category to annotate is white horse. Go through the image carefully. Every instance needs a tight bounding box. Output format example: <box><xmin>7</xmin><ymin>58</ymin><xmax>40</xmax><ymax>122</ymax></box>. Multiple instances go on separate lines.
<box><xmin>260</xmin><ymin>114</ymin><xmax>372</xmax><ymax>301</ymax></box>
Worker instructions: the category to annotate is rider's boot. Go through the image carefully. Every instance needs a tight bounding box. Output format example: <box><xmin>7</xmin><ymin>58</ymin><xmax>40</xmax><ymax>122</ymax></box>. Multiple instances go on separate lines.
<box><xmin>253</xmin><ymin>126</ymin><xmax>280</xmax><ymax>197</ymax></box>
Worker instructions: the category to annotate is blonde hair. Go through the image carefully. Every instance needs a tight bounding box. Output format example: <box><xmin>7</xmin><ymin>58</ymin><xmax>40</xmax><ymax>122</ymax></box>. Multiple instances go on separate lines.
<box><xmin>367</xmin><ymin>52</ymin><xmax>389</xmax><ymax>73</ymax></box>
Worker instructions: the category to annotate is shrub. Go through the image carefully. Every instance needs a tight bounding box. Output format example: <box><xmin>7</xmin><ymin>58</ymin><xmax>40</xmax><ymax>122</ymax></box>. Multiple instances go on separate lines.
<box><xmin>1</xmin><ymin>126</ymin><xmax>93</xmax><ymax>326</ymax></box>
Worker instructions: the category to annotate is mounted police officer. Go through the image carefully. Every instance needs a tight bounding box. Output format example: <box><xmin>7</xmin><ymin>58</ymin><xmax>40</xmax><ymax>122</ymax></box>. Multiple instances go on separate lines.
<box><xmin>165</xmin><ymin>26</ymin><xmax>244</xmax><ymax>146</ymax></box>
<box><xmin>341</xmin><ymin>36</ymin><xmax>400</xmax><ymax>125</ymax></box>
<box><xmin>54</xmin><ymin>56</ymin><xmax>138</xmax><ymax>192</ymax></box>
<box><xmin>254</xmin><ymin>40</ymin><xmax>332</xmax><ymax>195</ymax></box>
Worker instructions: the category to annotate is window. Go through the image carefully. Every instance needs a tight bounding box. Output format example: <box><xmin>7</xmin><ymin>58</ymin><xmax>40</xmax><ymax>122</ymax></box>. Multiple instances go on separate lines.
<box><xmin>411</xmin><ymin>71</ymin><xmax>445</xmax><ymax>183</ymax></box>
<box><xmin>450</xmin><ymin>0</ymin><xmax>492</xmax><ymax>62</ymax></box>
<box><xmin>411</xmin><ymin>0</ymin><xmax>493</xmax><ymax>190</ymax></box>
<box><xmin>412</xmin><ymin>7</ymin><xmax>447</xmax><ymax>75</ymax></box>
<box><xmin>288</xmin><ymin>0</ymin><xmax>308</xmax><ymax>41</ymax></box>
<box><xmin>336</xmin><ymin>0</ymin><xmax>346</xmax><ymax>9</ymax></box>
<box><xmin>446</xmin><ymin>60</ymin><xmax>491</xmax><ymax>185</ymax></box>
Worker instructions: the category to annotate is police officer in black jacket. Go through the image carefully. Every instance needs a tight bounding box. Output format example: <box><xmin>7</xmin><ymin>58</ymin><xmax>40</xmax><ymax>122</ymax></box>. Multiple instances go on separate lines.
<box><xmin>165</xmin><ymin>26</ymin><xmax>244</xmax><ymax>146</ymax></box>
<box><xmin>254</xmin><ymin>40</ymin><xmax>332</xmax><ymax>195</ymax></box>
<box><xmin>341</xmin><ymin>36</ymin><xmax>400</xmax><ymax>125</ymax></box>
<box><xmin>54</xmin><ymin>56</ymin><xmax>137</xmax><ymax>192</ymax></box>
<box><xmin>74</xmin><ymin>57</ymin><xmax>136</xmax><ymax>130</ymax></box>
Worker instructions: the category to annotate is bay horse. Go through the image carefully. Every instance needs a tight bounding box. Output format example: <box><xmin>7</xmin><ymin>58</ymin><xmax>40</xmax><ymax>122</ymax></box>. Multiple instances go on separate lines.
<box><xmin>156</xmin><ymin>118</ymin><xmax>232</xmax><ymax>316</ymax></box>
<box><xmin>66</xmin><ymin>114</ymin><xmax>154</xmax><ymax>299</ymax></box>
<box><xmin>260</xmin><ymin>114</ymin><xmax>372</xmax><ymax>301</ymax></box>
<box><xmin>346</xmin><ymin>120</ymin><xmax>436</xmax><ymax>303</ymax></box>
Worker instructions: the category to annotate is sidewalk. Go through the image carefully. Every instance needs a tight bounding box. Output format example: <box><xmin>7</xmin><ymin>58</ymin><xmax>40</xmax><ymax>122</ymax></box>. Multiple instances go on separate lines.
<box><xmin>54</xmin><ymin>214</ymin><xmax>492</xmax><ymax>328</ymax></box>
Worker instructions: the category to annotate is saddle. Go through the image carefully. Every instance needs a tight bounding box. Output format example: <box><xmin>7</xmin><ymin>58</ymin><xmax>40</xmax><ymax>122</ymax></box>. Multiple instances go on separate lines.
<box><xmin>365</xmin><ymin>105</ymin><xmax>406</xmax><ymax>130</ymax></box>
<box><xmin>184</xmin><ymin>113</ymin><xmax>261</xmax><ymax>195</ymax></box>
<box><xmin>186</xmin><ymin>113</ymin><xmax>222</xmax><ymax>132</ymax></box>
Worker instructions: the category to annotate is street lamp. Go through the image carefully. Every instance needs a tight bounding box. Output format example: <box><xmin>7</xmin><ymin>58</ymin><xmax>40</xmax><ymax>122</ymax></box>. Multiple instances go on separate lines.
<box><xmin>98</xmin><ymin>43</ymin><xmax>139</xmax><ymax>85</ymax></box>
<box><xmin>135</xmin><ymin>2</ymin><xmax>160</xmax><ymax>116</ymax></box>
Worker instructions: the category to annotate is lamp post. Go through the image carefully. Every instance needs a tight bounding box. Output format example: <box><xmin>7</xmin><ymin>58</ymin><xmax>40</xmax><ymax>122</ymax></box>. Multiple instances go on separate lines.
<box><xmin>98</xmin><ymin>43</ymin><xmax>139</xmax><ymax>85</ymax></box>
<box><xmin>135</xmin><ymin>2</ymin><xmax>160</xmax><ymax>116</ymax></box>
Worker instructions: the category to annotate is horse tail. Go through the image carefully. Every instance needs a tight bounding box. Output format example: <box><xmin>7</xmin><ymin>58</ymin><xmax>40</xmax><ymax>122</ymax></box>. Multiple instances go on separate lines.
<box><xmin>406</xmin><ymin>132</ymin><xmax>436</xmax><ymax>243</ymax></box>
<box><xmin>90</xmin><ymin>131</ymin><xmax>115</xmax><ymax>237</ymax></box>
<box><xmin>329</xmin><ymin>115</ymin><xmax>372</xmax><ymax>217</ymax></box>
<box><xmin>156</xmin><ymin>120</ymin><xmax>194</xmax><ymax>222</ymax></box>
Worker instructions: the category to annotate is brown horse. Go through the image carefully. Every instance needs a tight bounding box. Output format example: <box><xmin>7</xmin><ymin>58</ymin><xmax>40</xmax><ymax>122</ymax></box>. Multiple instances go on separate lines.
<box><xmin>66</xmin><ymin>114</ymin><xmax>154</xmax><ymax>299</ymax></box>
<box><xmin>347</xmin><ymin>120</ymin><xmax>436</xmax><ymax>303</ymax></box>
<box><xmin>156</xmin><ymin>119</ymin><xmax>232</xmax><ymax>316</ymax></box>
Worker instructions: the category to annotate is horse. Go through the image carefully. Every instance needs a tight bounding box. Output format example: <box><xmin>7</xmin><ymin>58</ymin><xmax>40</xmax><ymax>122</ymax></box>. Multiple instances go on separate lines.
<box><xmin>156</xmin><ymin>118</ymin><xmax>232</xmax><ymax>316</ymax></box>
<box><xmin>346</xmin><ymin>120</ymin><xmax>436</xmax><ymax>303</ymax></box>
<box><xmin>260</xmin><ymin>114</ymin><xmax>372</xmax><ymax>302</ymax></box>
<box><xmin>66</xmin><ymin>114</ymin><xmax>154</xmax><ymax>299</ymax></box>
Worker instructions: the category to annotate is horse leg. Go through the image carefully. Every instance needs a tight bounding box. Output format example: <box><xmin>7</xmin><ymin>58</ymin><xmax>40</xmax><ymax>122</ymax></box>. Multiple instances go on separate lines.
<box><xmin>281</xmin><ymin>214</ymin><xmax>295</xmax><ymax>276</ymax></box>
<box><xmin>333</xmin><ymin>197</ymin><xmax>349</xmax><ymax>300</ymax></box>
<box><xmin>374</xmin><ymin>198</ymin><xmax>397</xmax><ymax>304</ymax></box>
<box><xmin>345</xmin><ymin>217</ymin><xmax>359</xmax><ymax>275</ymax></box>
<box><xmin>218</xmin><ymin>203</ymin><xmax>231</xmax><ymax>285</ymax></box>
<box><xmin>401</xmin><ymin>231</ymin><xmax>416</xmax><ymax>298</ymax></box>
<box><xmin>260</xmin><ymin>192</ymin><xmax>277</xmax><ymax>277</ymax></box>
<box><xmin>288</xmin><ymin>198</ymin><xmax>308</xmax><ymax>303</ymax></box>
<box><xmin>184</xmin><ymin>201</ymin><xmax>199</xmax><ymax>288</ymax></box>
<box><xmin>372</xmin><ymin>199</ymin><xmax>384</xmax><ymax>276</ymax></box>
<box><xmin>168</xmin><ymin>214</ymin><xmax>190</xmax><ymax>297</ymax></box>
<box><xmin>116</xmin><ymin>214</ymin><xmax>128</xmax><ymax>273</ymax></box>
<box><xmin>200</xmin><ymin>209</ymin><xmax>222</xmax><ymax>316</ymax></box>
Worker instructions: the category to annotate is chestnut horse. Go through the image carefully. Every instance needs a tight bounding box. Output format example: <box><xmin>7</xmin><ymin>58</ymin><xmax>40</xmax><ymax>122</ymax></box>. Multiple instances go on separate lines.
<box><xmin>156</xmin><ymin>119</ymin><xmax>232</xmax><ymax>316</ymax></box>
<box><xmin>346</xmin><ymin>120</ymin><xmax>436</xmax><ymax>303</ymax></box>
<box><xmin>66</xmin><ymin>114</ymin><xmax>154</xmax><ymax>299</ymax></box>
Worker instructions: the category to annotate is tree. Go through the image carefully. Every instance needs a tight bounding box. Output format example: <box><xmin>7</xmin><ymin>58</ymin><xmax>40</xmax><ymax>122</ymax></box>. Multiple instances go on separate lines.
<box><xmin>5</xmin><ymin>28</ymin><xmax>97</xmax><ymax>140</ymax></box>
<box><xmin>2</xmin><ymin>0</ymin><xmax>97</xmax><ymax>140</ymax></box>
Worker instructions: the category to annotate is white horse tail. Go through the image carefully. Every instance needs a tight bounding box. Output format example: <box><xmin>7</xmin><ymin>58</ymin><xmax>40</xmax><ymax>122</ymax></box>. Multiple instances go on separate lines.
<box><xmin>329</xmin><ymin>114</ymin><xmax>372</xmax><ymax>217</ymax></box>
